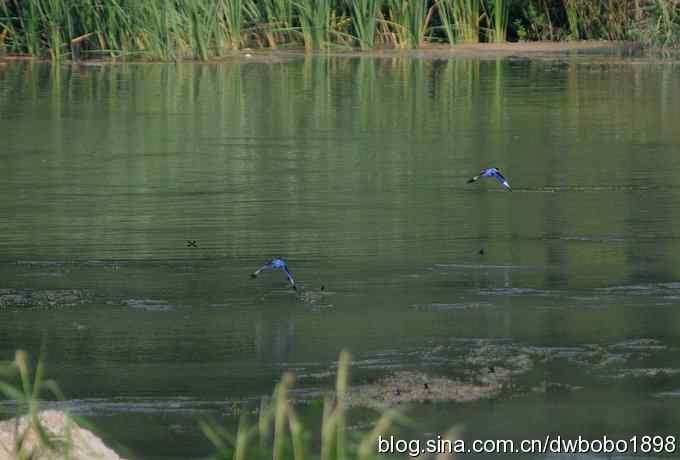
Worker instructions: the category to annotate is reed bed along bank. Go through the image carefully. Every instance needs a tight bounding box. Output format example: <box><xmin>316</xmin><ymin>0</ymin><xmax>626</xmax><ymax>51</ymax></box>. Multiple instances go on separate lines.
<box><xmin>0</xmin><ymin>0</ymin><xmax>679</xmax><ymax>61</ymax></box>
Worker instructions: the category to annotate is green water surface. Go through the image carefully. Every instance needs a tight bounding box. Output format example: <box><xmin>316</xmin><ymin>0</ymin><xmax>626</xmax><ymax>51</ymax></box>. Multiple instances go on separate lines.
<box><xmin>2</xmin><ymin>54</ymin><xmax>680</xmax><ymax>459</ymax></box>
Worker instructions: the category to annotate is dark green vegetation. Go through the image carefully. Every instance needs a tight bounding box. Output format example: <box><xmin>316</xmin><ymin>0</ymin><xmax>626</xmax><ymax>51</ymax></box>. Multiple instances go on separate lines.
<box><xmin>0</xmin><ymin>0</ymin><xmax>679</xmax><ymax>60</ymax></box>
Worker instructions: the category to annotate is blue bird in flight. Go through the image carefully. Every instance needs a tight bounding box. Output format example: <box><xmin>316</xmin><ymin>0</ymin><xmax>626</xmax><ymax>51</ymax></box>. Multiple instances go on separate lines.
<box><xmin>467</xmin><ymin>167</ymin><xmax>512</xmax><ymax>191</ymax></box>
<box><xmin>251</xmin><ymin>258</ymin><xmax>297</xmax><ymax>290</ymax></box>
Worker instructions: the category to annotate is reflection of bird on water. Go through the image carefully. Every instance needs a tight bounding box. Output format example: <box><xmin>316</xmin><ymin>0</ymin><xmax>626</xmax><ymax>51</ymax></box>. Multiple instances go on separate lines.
<box><xmin>467</xmin><ymin>167</ymin><xmax>512</xmax><ymax>192</ymax></box>
<box><xmin>250</xmin><ymin>258</ymin><xmax>296</xmax><ymax>290</ymax></box>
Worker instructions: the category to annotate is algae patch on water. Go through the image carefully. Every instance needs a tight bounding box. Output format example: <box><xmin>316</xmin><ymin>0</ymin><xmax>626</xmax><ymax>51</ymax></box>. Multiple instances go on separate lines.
<box><xmin>347</xmin><ymin>371</ymin><xmax>501</xmax><ymax>408</ymax></box>
<box><xmin>347</xmin><ymin>343</ymin><xmax>536</xmax><ymax>409</ymax></box>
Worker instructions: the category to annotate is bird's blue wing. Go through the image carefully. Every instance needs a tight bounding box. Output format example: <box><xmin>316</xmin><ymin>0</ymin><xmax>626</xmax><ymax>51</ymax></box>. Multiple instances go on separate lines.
<box><xmin>252</xmin><ymin>260</ymin><xmax>274</xmax><ymax>276</ymax></box>
<box><xmin>283</xmin><ymin>266</ymin><xmax>296</xmax><ymax>288</ymax></box>
<box><xmin>492</xmin><ymin>171</ymin><xmax>512</xmax><ymax>191</ymax></box>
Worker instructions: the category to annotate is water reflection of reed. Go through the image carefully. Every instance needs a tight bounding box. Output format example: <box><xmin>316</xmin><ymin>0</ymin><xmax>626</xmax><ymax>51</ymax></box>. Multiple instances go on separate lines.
<box><xmin>2</xmin><ymin>59</ymin><xmax>680</xmax><ymax>283</ymax></box>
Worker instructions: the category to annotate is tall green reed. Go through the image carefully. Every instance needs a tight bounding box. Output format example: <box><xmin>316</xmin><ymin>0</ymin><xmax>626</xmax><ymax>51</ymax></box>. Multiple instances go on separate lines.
<box><xmin>80</xmin><ymin>0</ymin><xmax>131</xmax><ymax>59</ymax></box>
<box><xmin>488</xmin><ymin>0</ymin><xmax>509</xmax><ymax>43</ymax></box>
<box><xmin>186</xmin><ymin>1</ymin><xmax>215</xmax><ymax>60</ymax></box>
<box><xmin>563</xmin><ymin>0</ymin><xmax>579</xmax><ymax>40</ymax></box>
<box><xmin>9</xmin><ymin>0</ymin><xmax>43</xmax><ymax>57</ymax></box>
<box><xmin>142</xmin><ymin>0</ymin><xmax>181</xmax><ymax>60</ymax></box>
<box><xmin>259</xmin><ymin>0</ymin><xmax>295</xmax><ymax>48</ymax></box>
<box><xmin>436</xmin><ymin>0</ymin><xmax>456</xmax><ymax>45</ymax></box>
<box><xmin>0</xmin><ymin>0</ymin><xmax>247</xmax><ymax>60</ymax></box>
<box><xmin>220</xmin><ymin>0</ymin><xmax>244</xmax><ymax>50</ymax></box>
<box><xmin>599</xmin><ymin>0</ymin><xmax>623</xmax><ymax>40</ymax></box>
<box><xmin>38</xmin><ymin>0</ymin><xmax>67</xmax><ymax>60</ymax></box>
<box><xmin>386</xmin><ymin>0</ymin><xmax>433</xmax><ymax>49</ymax></box>
<box><xmin>296</xmin><ymin>0</ymin><xmax>334</xmax><ymax>50</ymax></box>
<box><xmin>350</xmin><ymin>0</ymin><xmax>382</xmax><ymax>49</ymax></box>
<box><xmin>658</xmin><ymin>0</ymin><xmax>680</xmax><ymax>45</ymax></box>
<box><xmin>640</xmin><ymin>0</ymin><xmax>680</xmax><ymax>48</ymax></box>
<box><xmin>1</xmin><ymin>0</ymin><xmax>680</xmax><ymax>59</ymax></box>
<box><xmin>437</xmin><ymin>0</ymin><xmax>480</xmax><ymax>44</ymax></box>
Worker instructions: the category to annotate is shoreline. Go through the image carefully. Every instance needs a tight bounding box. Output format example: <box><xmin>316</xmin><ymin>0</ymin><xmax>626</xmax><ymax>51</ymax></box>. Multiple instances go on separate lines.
<box><xmin>0</xmin><ymin>41</ymin><xmax>650</xmax><ymax>65</ymax></box>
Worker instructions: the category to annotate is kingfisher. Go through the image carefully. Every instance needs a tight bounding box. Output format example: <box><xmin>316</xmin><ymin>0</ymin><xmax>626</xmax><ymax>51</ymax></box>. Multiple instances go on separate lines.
<box><xmin>467</xmin><ymin>168</ymin><xmax>512</xmax><ymax>191</ymax></box>
<box><xmin>250</xmin><ymin>258</ymin><xmax>296</xmax><ymax>290</ymax></box>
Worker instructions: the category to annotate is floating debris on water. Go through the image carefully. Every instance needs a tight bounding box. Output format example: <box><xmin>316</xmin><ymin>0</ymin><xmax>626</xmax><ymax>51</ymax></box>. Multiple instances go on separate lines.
<box><xmin>435</xmin><ymin>263</ymin><xmax>524</xmax><ymax>270</ymax></box>
<box><xmin>654</xmin><ymin>390</ymin><xmax>680</xmax><ymax>398</ymax></box>
<box><xmin>15</xmin><ymin>260</ymin><xmax>66</xmax><ymax>267</ymax></box>
<box><xmin>124</xmin><ymin>299</ymin><xmax>176</xmax><ymax>311</ymax></box>
<box><xmin>413</xmin><ymin>302</ymin><xmax>495</xmax><ymax>311</ymax></box>
<box><xmin>18</xmin><ymin>271</ymin><xmax>66</xmax><ymax>278</ymax></box>
<box><xmin>531</xmin><ymin>382</ymin><xmax>584</xmax><ymax>394</ymax></box>
<box><xmin>478</xmin><ymin>287</ymin><xmax>556</xmax><ymax>297</ymax></box>
<box><xmin>563</xmin><ymin>344</ymin><xmax>628</xmax><ymax>368</ymax></box>
<box><xmin>611</xmin><ymin>368</ymin><xmax>680</xmax><ymax>380</ymax></box>
<box><xmin>0</xmin><ymin>288</ymin><xmax>90</xmax><ymax>308</ymax></box>
<box><xmin>609</xmin><ymin>338</ymin><xmax>665</xmax><ymax>351</ymax></box>
<box><xmin>0</xmin><ymin>397</ymin><xmax>231</xmax><ymax>417</ymax></box>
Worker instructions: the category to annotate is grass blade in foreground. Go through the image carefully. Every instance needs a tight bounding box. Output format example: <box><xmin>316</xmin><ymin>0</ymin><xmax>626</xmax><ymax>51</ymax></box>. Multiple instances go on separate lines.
<box><xmin>199</xmin><ymin>350</ymin><xmax>409</xmax><ymax>460</ymax></box>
